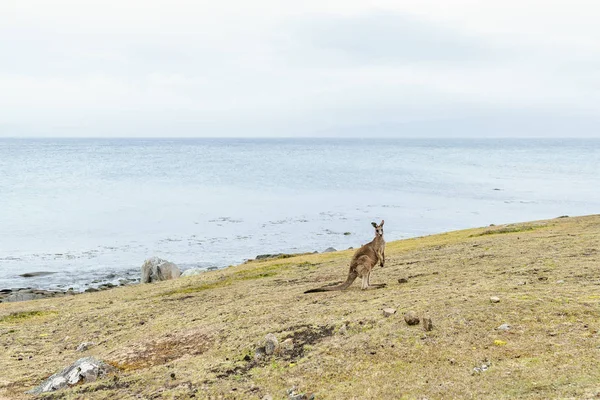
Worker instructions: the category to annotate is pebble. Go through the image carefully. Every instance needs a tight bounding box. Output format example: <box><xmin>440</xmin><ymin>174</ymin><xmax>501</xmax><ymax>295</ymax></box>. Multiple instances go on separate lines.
<box><xmin>76</xmin><ymin>342</ymin><xmax>95</xmax><ymax>352</ymax></box>
<box><xmin>264</xmin><ymin>333</ymin><xmax>279</xmax><ymax>355</ymax></box>
<box><xmin>404</xmin><ymin>311</ymin><xmax>420</xmax><ymax>326</ymax></box>
<box><xmin>382</xmin><ymin>308</ymin><xmax>396</xmax><ymax>317</ymax></box>
<box><xmin>490</xmin><ymin>296</ymin><xmax>500</xmax><ymax>303</ymax></box>
<box><xmin>422</xmin><ymin>316</ymin><xmax>434</xmax><ymax>331</ymax></box>
<box><xmin>497</xmin><ymin>324</ymin><xmax>511</xmax><ymax>331</ymax></box>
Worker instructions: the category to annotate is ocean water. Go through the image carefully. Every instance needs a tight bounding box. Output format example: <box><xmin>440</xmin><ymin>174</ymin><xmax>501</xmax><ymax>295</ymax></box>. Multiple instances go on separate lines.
<box><xmin>1</xmin><ymin>138</ymin><xmax>599</xmax><ymax>291</ymax></box>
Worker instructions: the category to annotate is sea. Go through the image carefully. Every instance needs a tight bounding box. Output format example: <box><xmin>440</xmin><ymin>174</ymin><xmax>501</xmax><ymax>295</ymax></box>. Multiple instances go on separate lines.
<box><xmin>1</xmin><ymin>138</ymin><xmax>598</xmax><ymax>291</ymax></box>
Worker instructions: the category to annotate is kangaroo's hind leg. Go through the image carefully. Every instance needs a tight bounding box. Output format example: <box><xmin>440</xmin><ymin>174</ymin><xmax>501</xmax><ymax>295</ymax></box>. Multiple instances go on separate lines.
<box><xmin>367</xmin><ymin>268</ymin><xmax>386</xmax><ymax>289</ymax></box>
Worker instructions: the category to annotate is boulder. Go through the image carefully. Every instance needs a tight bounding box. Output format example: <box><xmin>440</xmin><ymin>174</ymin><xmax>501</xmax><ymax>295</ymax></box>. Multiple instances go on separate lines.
<box><xmin>322</xmin><ymin>247</ymin><xmax>337</xmax><ymax>253</ymax></box>
<box><xmin>141</xmin><ymin>257</ymin><xmax>181</xmax><ymax>283</ymax></box>
<box><xmin>27</xmin><ymin>357</ymin><xmax>113</xmax><ymax>395</ymax></box>
<box><xmin>181</xmin><ymin>268</ymin><xmax>204</xmax><ymax>277</ymax></box>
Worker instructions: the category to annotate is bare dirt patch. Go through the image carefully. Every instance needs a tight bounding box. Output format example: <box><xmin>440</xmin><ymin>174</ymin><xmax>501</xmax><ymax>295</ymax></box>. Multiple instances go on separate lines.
<box><xmin>108</xmin><ymin>328</ymin><xmax>212</xmax><ymax>371</ymax></box>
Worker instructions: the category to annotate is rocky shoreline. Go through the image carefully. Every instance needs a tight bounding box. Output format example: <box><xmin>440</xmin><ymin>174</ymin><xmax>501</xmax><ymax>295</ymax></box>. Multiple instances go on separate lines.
<box><xmin>0</xmin><ymin>281</ymin><xmax>135</xmax><ymax>303</ymax></box>
<box><xmin>1</xmin><ymin>249</ymin><xmax>342</xmax><ymax>304</ymax></box>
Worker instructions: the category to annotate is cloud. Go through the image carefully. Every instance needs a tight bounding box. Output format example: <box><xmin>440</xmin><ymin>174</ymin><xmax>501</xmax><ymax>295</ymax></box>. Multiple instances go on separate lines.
<box><xmin>281</xmin><ymin>12</ymin><xmax>489</xmax><ymax>66</ymax></box>
<box><xmin>1</xmin><ymin>0</ymin><xmax>599</xmax><ymax>137</ymax></box>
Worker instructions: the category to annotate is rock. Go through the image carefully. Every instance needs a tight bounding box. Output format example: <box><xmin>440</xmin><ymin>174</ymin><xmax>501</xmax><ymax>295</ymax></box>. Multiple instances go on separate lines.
<box><xmin>343</xmin><ymin>232</ymin><xmax>352</xmax><ymax>236</ymax></box>
<box><xmin>490</xmin><ymin>296</ymin><xmax>500</xmax><ymax>303</ymax></box>
<box><xmin>98</xmin><ymin>283</ymin><xmax>115</xmax><ymax>290</ymax></box>
<box><xmin>2</xmin><ymin>288</ymin><xmax>65</xmax><ymax>303</ymax></box>
<box><xmin>264</xmin><ymin>333</ymin><xmax>279</xmax><ymax>355</ymax></box>
<box><xmin>472</xmin><ymin>362</ymin><xmax>490</xmax><ymax>374</ymax></box>
<box><xmin>141</xmin><ymin>257</ymin><xmax>181</xmax><ymax>283</ymax></box>
<box><xmin>181</xmin><ymin>268</ymin><xmax>205</xmax><ymax>277</ymax></box>
<box><xmin>338</xmin><ymin>324</ymin><xmax>348</xmax><ymax>335</ymax></box>
<box><xmin>322</xmin><ymin>247</ymin><xmax>337</xmax><ymax>253</ymax></box>
<box><xmin>76</xmin><ymin>342</ymin><xmax>95</xmax><ymax>352</ymax></box>
<box><xmin>280</xmin><ymin>338</ymin><xmax>294</xmax><ymax>353</ymax></box>
<box><xmin>27</xmin><ymin>357</ymin><xmax>113</xmax><ymax>395</ymax></box>
<box><xmin>382</xmin><ymin>308</ymin><xmax>396</xmax><ymax>317</ymax></box>
<box><xmin>287</xmin><ymin>386</ymin><xmax>313</xmax><ymax>400</ymax></box>
<box><xmin>422</xmin><ymin>315</ymin><xmax>433</xmax><ymax>331</ymax></box>
<box><xmin>556</xmin><ymin>280</ymin><xmax>565</xmax><ymax>284</ymax></box>
<box><xmin>404</xmin><ymin>311</ymin><xmax>420</xmax><ymax>326</ymax></box>
<box><xmin>262</xmin><ymin>396</ymin><xmax>273</xmax><ymax>400</ymax></box>
<box><xmin>85</xmin><ymin>288</ymin><xmax>99</xmax><ymax>293</ymax></box>
<box><xmin>254</xmin><ymin>347</ymin><xmax>266</xmax><ymax>361</ymax></box>
<box><xmin>255</xmin><ymin>253</ymin><xmax>283</xmax><ymax>260</ymax></box>
<box><xmin>497</xmin><ymin>323</ymin><xmax>511</xmax><ymax>331</ymax></box>
<box><xmin>398</xmin><ymin>277</ymin><xmax>408</xmax><ymax>284</ymax></box>
<box><xmin>19</xmin><ymin>271</ymin><xmax>57</xmax><ymax>278</ymax></box>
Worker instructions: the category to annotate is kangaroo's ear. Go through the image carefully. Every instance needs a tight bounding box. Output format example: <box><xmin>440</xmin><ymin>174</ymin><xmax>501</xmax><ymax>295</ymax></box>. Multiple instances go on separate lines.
<box><xmin>371</xmin><ymin>222</ymin><xmax>377</xmax><ymax>228</ymax></box>
<box><xmin>380</xmin><ymin>220</ymin><xmax>385</xmax><ymax>227</ymax></box>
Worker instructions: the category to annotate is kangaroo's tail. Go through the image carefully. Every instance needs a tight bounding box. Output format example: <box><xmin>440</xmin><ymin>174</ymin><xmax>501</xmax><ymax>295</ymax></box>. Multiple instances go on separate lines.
<box><xmin>304</xmin><ymin>270</ymin><xmax>358</xmax><ymax>293</ymax></box>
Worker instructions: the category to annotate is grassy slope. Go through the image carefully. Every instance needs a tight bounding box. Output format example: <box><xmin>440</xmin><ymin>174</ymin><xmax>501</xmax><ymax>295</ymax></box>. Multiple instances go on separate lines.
<box><xmin>1</xmin><ymin>215</ymin><xmax>599</xmax><ymax>399</ymax></box>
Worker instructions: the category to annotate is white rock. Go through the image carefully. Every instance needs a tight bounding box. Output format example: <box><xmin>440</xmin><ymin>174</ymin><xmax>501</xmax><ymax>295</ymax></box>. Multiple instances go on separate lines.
<box><xmin>76</xmin><ymin>342</ymin><xmax>95</xmax><ymax>352</ymax></box>
<box><xmin>382</xmin><ymin>308</ymin><xmax>396</xmax><ymax>317</ymax></box>
<box><xmin>490</xmin><ymin>296</ymin><xmax>500</xmax><ymax>303</ymax></box>
<box><xmin>181</xmin><ymin>268</ymin><xmax>205</xmax><ymax>277</ymax></box>
<box><xmin>497</xmin><ymin>323</ymin><xmax>511</xmax><ymax>331</ymax></box>
<box><xmin>28</xmin><ymin>357</ymin><xmax>113</xmax><ymax>395</ymax></box>
<box><xmin>141</xmin><ymin>257</ymin><xmax>181</xmax><ymax>283</ymax></box>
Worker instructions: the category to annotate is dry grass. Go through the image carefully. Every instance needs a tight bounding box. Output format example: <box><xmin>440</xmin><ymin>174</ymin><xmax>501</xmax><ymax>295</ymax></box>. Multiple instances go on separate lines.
<box><xmin>1</xmin><ymin>215</ymin><xmax>599</xmax><ymax>399</ymax></box>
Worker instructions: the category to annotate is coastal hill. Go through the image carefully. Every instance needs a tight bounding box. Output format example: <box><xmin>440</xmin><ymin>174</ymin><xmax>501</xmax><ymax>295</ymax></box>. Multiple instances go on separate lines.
<box><xmin>1</xmin><ymin>215</ymin><xmax>599</xmax><ymax>399</ymax></box>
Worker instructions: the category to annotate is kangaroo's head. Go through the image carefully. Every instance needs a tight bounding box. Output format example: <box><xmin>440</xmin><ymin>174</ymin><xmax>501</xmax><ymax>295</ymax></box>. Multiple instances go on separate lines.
<box><xmin>371</xmin><ymin>220</ymin><xmax>384</xmax><ymax>237</ymax></box>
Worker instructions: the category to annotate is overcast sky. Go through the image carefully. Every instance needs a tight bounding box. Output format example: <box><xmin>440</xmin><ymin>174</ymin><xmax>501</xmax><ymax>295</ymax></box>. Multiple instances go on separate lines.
<box><xmin>1</xmin><ymin>0</ymin><xmax>600</xmax><ymax>137</ymax></box>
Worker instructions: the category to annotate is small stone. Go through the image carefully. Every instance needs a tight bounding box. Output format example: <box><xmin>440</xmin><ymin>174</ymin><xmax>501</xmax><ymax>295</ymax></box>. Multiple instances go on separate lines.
<box><xmin>264</xmin><ymin>333</ymin><xmax>278</xmax><ymax>355</ymax></box>
<box><xmin>404</xmin><ymin>311</ymin><xmax>420</xmax><ymax>326</ymax></box>
<box><xmin>262</xmin><ymin>396</ymin><xmax>273</xmax><ymax>400</ymax></box>
<box><xmin>397</xmin><ymin>277</ymin><xmax>408</xmax><ymax>284</ymax></box>
<box><xmin>556</xmin><ymin>280</ymin><xmax>565</xmax><ymax>284</ymax></box>
<box><xmin>490</xmin><ymin>296</ymin><xmax>500</xmax><ymax>303</ymax></box>
<box><xmin>280</xmin><ymin>338</ymin><xmax>294</xmax><ymax>353</ymax></box>
<box><xmin>76</xmin><ymin>342</ymin><xmax>95</xmax><ymax>352</ymax></box>
<box><xmin>422</xmin><ymin>316</ymin><xmax>433</xmax><ymax>331</ymax></box>
<box><xmin>254</xmin><ymin>347</ymin><xmax>266</xmax><ymax>361</ymax></box>
<box><xmin>497</xmin><ymin>323</ymin><xmax>511</xmax><ymax>331</ymax></box>
<box><xmin>382</xmin><ymin>308</ymin><xmax>396</xmax><ymax>317</ymax></box>
<box><xmin>338</xmin><ymin>324</ymin><xmax>348</xmax><ymax>335</ymax></box>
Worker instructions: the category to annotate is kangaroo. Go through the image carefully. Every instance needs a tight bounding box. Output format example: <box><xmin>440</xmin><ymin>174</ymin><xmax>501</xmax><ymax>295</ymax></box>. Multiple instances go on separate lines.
<box><xmin>305</xmin><ymin>220</ymin><xmax>386</xmax><ymax>293</ymax></box>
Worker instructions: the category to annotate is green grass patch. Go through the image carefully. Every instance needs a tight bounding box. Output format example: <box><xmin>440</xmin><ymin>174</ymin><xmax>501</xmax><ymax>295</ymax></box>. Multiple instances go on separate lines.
<box><xmin>471</xmin><ymin>224</ymin><xmax>546</xmax><ymax>237</ymax></box>
<box><xmin>0</xmin><ymin>310</ymin><xmax>58</xmax><ymax>324</ymax></box>
<box><xmin>162</xmin><ymin>264</ymin><xmax>284</xmax><ymax>296</ymax></box>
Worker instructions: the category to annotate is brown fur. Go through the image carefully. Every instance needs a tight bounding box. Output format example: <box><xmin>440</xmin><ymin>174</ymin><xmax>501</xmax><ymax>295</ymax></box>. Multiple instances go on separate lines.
<box><xmin>305</xmin><ymin>220</ymin><xmax>386</xmax><ymax>293</ymax></box>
